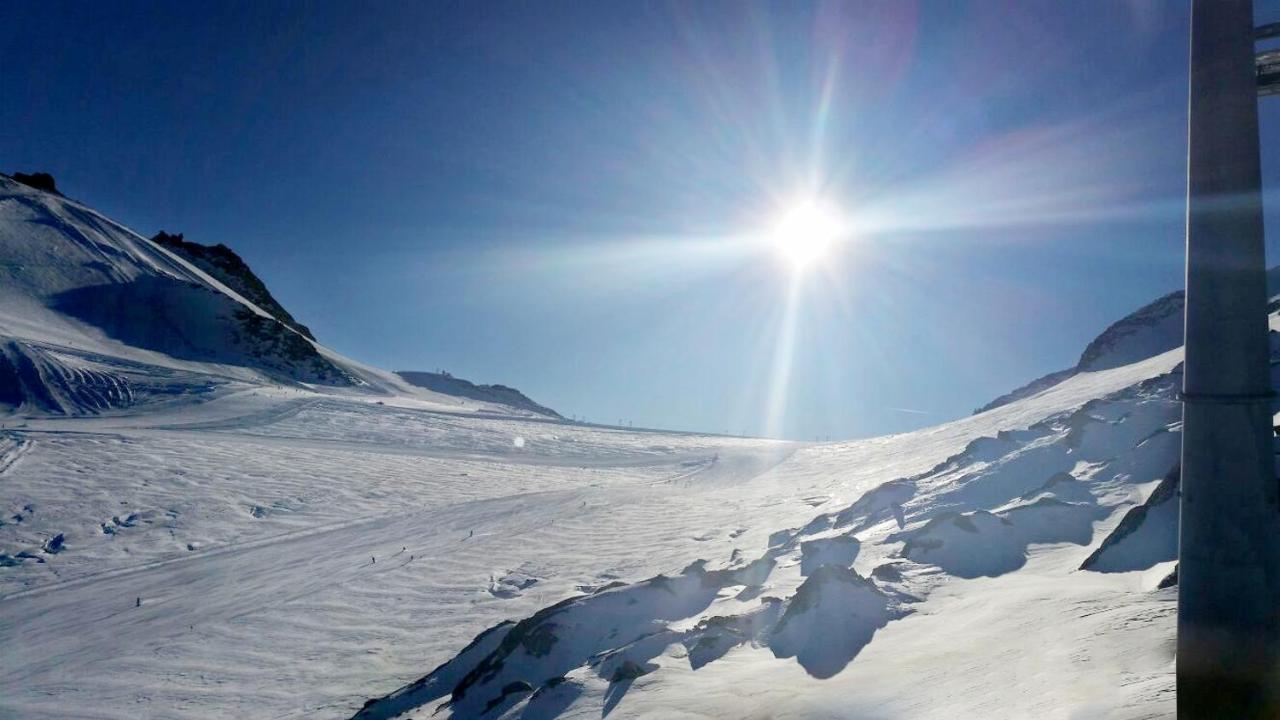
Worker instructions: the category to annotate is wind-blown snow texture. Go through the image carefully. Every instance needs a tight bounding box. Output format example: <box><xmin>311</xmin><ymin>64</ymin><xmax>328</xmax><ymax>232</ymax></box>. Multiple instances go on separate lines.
<box><xmin>2</xmin><ymin>177</ymin><xmax>1276</xmax><ymax>719</ymax></box>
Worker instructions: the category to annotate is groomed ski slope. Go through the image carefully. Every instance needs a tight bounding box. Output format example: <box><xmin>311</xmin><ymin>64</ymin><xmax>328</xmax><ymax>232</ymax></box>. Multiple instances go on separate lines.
<box><xmin>0</xmin><ymin>342</ymin><xmax>1196</xmax><ymax>719</ymax></box>
<box><xmin>3</xmin><ymin>173</ymin><xmax>1266</xmax><ymax>719</ymax></box>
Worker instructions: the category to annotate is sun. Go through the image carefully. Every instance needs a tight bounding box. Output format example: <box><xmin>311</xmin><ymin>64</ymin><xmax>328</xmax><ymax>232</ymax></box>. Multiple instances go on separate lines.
<box><xmin>770</xmin><ymin>199</ymin><xmax>843</xmax><ymax>269</ymax></box>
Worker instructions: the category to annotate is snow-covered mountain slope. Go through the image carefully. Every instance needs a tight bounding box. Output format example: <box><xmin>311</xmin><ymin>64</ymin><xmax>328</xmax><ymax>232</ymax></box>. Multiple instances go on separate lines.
<box><xmin>976</xmin><ymin>291</ymin><xmax>1183</xmax><ymax>414</ymax></box>
<box><xmin>980</xmin><ymin>267</ymin><xmax>1280</xmax><ymax>414</ymax></box>
<box><xmin>398</xmin><ymin>371</ymin><xmax>561</xmax><ymax>419</ymax></box>
<box><xmin>0</xmin><ymin>350</ymin><xmax>1190</xmax><ymax>720</ymax></box>
<box><xmin>150</xmin><ymin>230</ymin><xmax>318</xmax><ymax>340</ymax></box>
<box><xmin>0</xmin><ymin>175</ymin><xmax>551</xmax><ymax>417</ymax></box>
<box><xmin>0</xmin><ymin>174</ymin><xmax>350</xmax><ymax>399</ymax></box>
<box><xmin>344</xmin><ymin>354</ymin><xmax>1188</xmax><ymax>720</ymax></box>
<box><xmin>1</xmin><ymin>177</ymin><xmax>1271</xmax><ymax>719</ymax></box>
<box><xmin>342</xmin><ymin>303</ymin><xmax>1280</xmax><ymax>720</ymax></box>
<box><xmin>4</xmin><ymin>277</ymin><xmax>1253</xmax><ymax>718</ymax></box>
<box><xmin>1077</xmin><ymin>291</ymin><xmax>1185</xmax><ymax>372</ymax></box>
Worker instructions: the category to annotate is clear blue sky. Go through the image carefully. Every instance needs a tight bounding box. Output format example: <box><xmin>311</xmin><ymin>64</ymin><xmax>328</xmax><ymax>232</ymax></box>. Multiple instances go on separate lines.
<box><xmin>6</xmin><ymin>1</ymin><xmax>1280</xmax><ymax>439</ymax></box>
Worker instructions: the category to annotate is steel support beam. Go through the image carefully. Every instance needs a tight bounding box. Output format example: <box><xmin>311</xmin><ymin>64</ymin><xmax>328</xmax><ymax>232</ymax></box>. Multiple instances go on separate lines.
<box><xmin>1179</xmin><ymin>0</ymin><xmax>1280</xmax><ymax>716</ymax></box>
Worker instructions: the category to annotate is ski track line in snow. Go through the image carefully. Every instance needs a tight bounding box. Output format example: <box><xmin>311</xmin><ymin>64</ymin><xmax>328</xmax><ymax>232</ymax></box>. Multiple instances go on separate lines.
<box><xmin>141</xmin><ymin>395</ymin><xmax>743</xmax><ymax>440</ymax></box>
<box><xmin>154</xmin><ymin>431</ymin><xmax>722</xmax><ymax>470</ymax></box>
<box><xmin>0</xmin><ymin>462</ymin><xmax>778</xmax><ymax>699</ymax></box>
<box><xmin>14</xmin><ymin>423</ymin><xmax>725</xmax><ymax>472</ymax></box>
<box><xmin>0</xmin><ymin>437</ymin><xmax>795</xmax><ymax>701</ymax></box>
<box><xmin>0</xmin><ymin>432</ymin><xmax>32</xmax><ymax>476</ymax></box>
<box><xmin>0</xmin><ymin>479</ymin><xmax>621</xmax><ymax>607</ymax></box>
<box><xmin>142</xmin><ymin>397</ymin><xmax>325</xmax><ymax>432</ymax></box>
<box><xmin>0</xmin><ymin>439</ymin><xmax>787</xmax><ymax>606</ymax></box>
<box><xmin>149</xmin><ymin>429</ymin><xmax>733</xmax><ymax>470</ymax></box>
<box><xmin>0</xmin><ymin>486</ymin><xmax>596</xmax><ymax>679</ymax></box>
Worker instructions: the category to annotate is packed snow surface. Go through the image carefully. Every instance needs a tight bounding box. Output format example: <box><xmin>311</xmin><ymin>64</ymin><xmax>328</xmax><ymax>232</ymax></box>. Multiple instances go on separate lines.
<box><xmin>3</xmin><ymin>175</ymin><xmax>1268</xmax><ymax>719</ymax></box>
<box><xmin>1</xmin><ymin>347</ymin><xmax>1193</xmax><ymax>719</ymax></box>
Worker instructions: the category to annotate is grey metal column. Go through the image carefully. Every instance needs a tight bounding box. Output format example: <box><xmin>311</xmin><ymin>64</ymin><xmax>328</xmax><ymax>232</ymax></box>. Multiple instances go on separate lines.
<box><xmin>1178</xmin><ymin>0</ymin><xmax>1280</xmax><ymax>715</ymax></box>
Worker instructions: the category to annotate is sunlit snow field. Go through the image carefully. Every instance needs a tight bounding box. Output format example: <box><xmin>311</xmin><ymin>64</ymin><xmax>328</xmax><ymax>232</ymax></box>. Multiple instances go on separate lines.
<box><xmin>1</xmin><ymin>348</ymin><xmax>1188</xmax><ymax>719</ymax></box>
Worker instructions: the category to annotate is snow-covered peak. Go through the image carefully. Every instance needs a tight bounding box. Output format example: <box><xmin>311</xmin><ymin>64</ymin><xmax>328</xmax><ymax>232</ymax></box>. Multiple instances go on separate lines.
<box><xmin>397</xmin><ymin>371</ymin><xmax>561</xmax><ymax>419</ymax></box>
<box><xmin>1075</xmin><ymin>290</ymin><xmax>1184</xmax><ymax>372</ymax></box>
<box><xmin>977</xmin><ymin>266</ymin><xmax>1280</xmax><ymax>416</ymax></box>
<box><xmin>0</xmin><ymin>175</ymin><xmax>553</xmax><ymax>417</ymax></box>
<box><xmin>0</xmin><ymin>175</ymin><xmax>211</xmax><ymax>301</ymax></box>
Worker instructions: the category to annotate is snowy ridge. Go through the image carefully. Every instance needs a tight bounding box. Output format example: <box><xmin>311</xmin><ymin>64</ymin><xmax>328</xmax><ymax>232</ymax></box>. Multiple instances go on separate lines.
<box><xmin>150</xmin><ymin>231</ymin><xmax>318</xmax><ymax>340</ymax></box>
<box><xmin>397</xmin><ymin>371</ymin><xmax>561</xmax><ymax>419</ymax></box>
<box><xmin>975</xmin><ymin>291</ymin><xmax>1184</xmax><ymax>414</ymax></box>
<box><xmin>0</xmin><ymin>175</ymin><xmax>349</xmax><ymax>394</ymax></box>
<box><xmin>979</xmin><ymin>267</ymin><xmax>1280</xmax><ymax>415</ymax></box>
<box><xmin>0</xmin><ymin>179</ymin><xmax>1267</xmax><ymax>718</ymax></box>
<box><xmin>1076</xmin><ymin>291</ymin><xmax>1185</xmax><ymax>372</ymax></box>
<box><xmin>0</xmin><ymin>176</ymin><xmax>553</xmax><ymax>417</ymax></box>
<box><xmin>349</xmin><ymin>358</ymin><xmax>1187</xmax><ymax>719</ymax></box>
<box><xmin>0</xmin><ymin>311</ymin><xmax>1196</xmax><ymax>718</ymax></box>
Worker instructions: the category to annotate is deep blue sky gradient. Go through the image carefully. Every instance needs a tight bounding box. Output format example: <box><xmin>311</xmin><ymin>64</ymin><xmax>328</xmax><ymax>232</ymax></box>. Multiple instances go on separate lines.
<box><xmin>6</xmin><ymin>1</ymin><xmax>1280</xmax><ymax>438</ymax></box>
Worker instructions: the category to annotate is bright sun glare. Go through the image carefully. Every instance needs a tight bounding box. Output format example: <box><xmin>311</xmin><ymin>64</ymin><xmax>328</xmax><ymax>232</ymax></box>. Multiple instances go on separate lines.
<box><xmin>771</xmin><ymin>200</ymin><xmax>843</xmax><ymax>269</ymax></box>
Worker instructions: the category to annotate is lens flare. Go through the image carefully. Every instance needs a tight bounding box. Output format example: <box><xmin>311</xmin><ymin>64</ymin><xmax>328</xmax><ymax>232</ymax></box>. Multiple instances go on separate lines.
<box><xmin>771</xmin><ymin>200</ymin><xmax>843</xmax><ymax>269</ymax></box>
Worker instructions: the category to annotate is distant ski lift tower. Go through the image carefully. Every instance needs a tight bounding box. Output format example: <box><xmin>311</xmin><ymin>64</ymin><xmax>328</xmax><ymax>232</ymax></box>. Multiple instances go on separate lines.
<box><xmin>1178</xmin><ymin>0</ymin><xmax>1280</xmax><ymax>716</ymax></box>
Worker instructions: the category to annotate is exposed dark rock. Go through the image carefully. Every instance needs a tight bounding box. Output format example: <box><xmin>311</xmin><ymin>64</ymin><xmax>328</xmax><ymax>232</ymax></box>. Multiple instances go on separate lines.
<box><xmin>10</xmin><ymin>172</ymin><xmax>60</xmax><ymax>195</ymax></box>
<box><xmin>51</xmin><ymin>277</ymin><xmax>351</xmax><ymax>386</ymax></box>
<box><xmin>149</xmin><ymin>231</ymin><xmax>316</xmax><ymax>340</ymax></box>
<box><xmin>519</xmin><ymin>622</ymin><xmax>560</xmax><ymax>657</ymax></box>
<box><xmin>871</xmin><ymin>562</ymin><xmax>905</xmax><ymax>582</ymax></box>
<box><xmin>482</xmin><ymin>680</ymin><xmax>534</xmax><ymax>712</ymax></box>
<box><xmin>228</xmin><ymin>308</ymin><xmax>351</xmax><ymax>384</ymax></box>
<box><xmin>609</xmin><ymin>660</ymin><xmax>653</xmax><ymax>683</ymax></box>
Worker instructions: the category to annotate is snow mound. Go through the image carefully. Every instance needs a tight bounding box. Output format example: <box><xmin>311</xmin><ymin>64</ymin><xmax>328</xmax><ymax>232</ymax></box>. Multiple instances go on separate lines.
<box><xmin>769</xmin><ymin>565</ymin><xmax>898</xmax><ymax>679</ymax></box>
<box><xmin>382</xmin><ymin>566</ymin><xmax>731</xmax><ymax>717</ymax></box>
<box><xmin>350</xmin><ymin>542</ymin><xmax>903</xmax><ymax>718</ymax></box>
<box><xmin>898</xmin><ymin>498</ymin><xmax>1105</xmax><ymax>578</ymax></box>
<box><xmin>799</xmin><ymin>534</ymin><xmax>860</xmax><ymax>576</ymax></box>
<box><xmin>1080</xmin><ymin>465</ymin><xmax>1179</xmax><ymax>573</ymax></box>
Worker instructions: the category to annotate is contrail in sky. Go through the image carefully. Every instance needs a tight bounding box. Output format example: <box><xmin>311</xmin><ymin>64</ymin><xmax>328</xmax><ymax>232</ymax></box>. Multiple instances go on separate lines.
<box><xmin>887</xmin><ymin>407</ymin><xmax>933</xmax><ymax>416</ymax></box>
